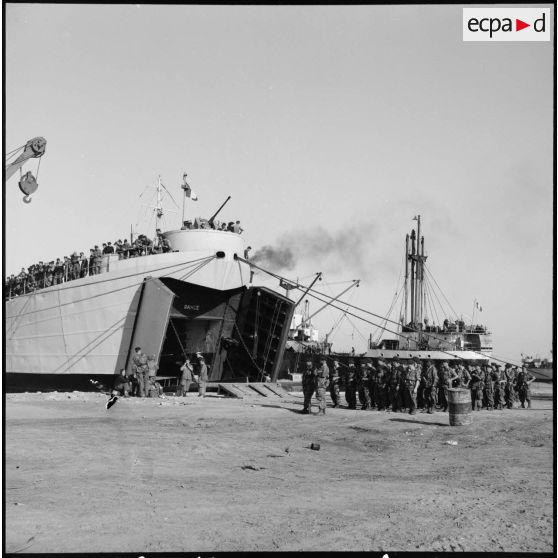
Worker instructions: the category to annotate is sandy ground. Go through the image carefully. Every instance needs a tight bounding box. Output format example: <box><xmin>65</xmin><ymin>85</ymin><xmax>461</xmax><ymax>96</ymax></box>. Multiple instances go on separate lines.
<box><xmin>4</xmin><ymin>385</ymin><xmax>554</xmax><ymax>553</ymax></box>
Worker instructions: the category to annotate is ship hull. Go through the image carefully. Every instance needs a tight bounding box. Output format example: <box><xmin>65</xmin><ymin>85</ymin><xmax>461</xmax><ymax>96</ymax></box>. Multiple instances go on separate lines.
<box><xmin>5</xmin><ymin>231</ymin><xmax>294</xmax><ymax>391</ymax></box>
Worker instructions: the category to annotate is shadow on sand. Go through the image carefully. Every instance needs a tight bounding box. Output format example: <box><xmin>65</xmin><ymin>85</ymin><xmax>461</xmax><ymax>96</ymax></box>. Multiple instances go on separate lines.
<box><xmin>389</xmin><ymin>417</ymin><xmax>448</xmax><ymax>427</ymax></box>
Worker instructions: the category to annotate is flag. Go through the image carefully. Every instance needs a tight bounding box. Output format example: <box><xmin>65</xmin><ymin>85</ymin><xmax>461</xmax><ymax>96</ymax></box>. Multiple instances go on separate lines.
<box><xmin>476</xmin><ymin>301</ymin><xmax>483</xmax><ymax>312</ymax></box>
<box><xmin>182</xmin><ymin>173</ymin><xmax>198</xmax><ymax>201</ymax></box>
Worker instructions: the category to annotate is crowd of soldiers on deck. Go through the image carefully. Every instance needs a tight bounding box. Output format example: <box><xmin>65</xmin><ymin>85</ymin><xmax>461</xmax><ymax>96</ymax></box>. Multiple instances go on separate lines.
<box><xmin>301</xmin><ymin>356</ymin><xmax>536</xmax><ymax>415</ymax></box>
<box><xmin>5</xmin><ymin>232</ymin><xmax>172</xmax><ymax>298</ymax></box>
<box><xmin>180</xmin><ymin>219</ymin><xmax>243</xmax><ymax>233</ymax></box>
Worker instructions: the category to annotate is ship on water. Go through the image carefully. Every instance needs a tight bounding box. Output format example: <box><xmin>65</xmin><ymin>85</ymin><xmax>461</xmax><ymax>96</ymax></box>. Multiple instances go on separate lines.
<box><xmin>521</xmin><ymin>352</ymin><xmax>553</xmax><ymax>382</ymax></box>
<box><xmin>5</xmin><ymin>176</ymin><xmax>295</xmax><ymax>392</ymax></box>
<box><xmin>365</xmin><ymin>215</ymin><xmax>492</xmax><ymax>363</ymax></box>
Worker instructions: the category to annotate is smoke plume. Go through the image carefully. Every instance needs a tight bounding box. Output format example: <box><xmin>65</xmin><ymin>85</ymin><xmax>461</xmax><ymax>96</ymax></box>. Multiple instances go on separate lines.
<box><xmin>251</xmin><ymin>222</ymin><xmax>396</xmax><ymax>280</ymax></box>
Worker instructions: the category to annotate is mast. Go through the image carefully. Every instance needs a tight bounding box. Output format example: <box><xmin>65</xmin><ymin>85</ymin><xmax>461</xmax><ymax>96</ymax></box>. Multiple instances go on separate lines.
<box><xmin>156</xmin><ymin>175</ymin><xmax>164</xmax><ymax>232</ymax></box>
<box><xmin>410</xmin><ymin>229</ymin><xmax>416</xmax><ymax>326</ymax></box>
<box><xmin>404</xmin><ymin>234</ymin><xmax>409</xmax><ymax>324</ymax></box>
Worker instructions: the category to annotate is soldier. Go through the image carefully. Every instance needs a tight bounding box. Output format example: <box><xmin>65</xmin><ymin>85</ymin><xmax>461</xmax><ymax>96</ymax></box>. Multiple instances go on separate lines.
<box><xmin>53</xmin><ymin>258</ymin><xmax>64</xmax><ymax>285</ymax></box>
<box><xmin>387</xmin><ymin>359</ymin><xmax>402</xmax><ymax>412</ymax></box>
<box><xmin>79</xmin><ymin>252</ymin><xmax>88</xmax><ymax>277</ymax></box>
<box><xmin>515</xmin><ymin>366</ymin><xmax>535</xmax><ymax>408</ymax></box>
<box><xmin>88</xmin><ymin>249</ymin><xmax>97</xmax><ymax>275</ymax></box>
<box><xmin>492</xmin><ymin>364</ymin><xmax>505</xmax><ymax>410</ymax></box>
<box><xmin>16</xmin><ymin>268</ymin><xmax>27</xmax><ymax>293</ymax></box>
<box><xmin>357</xmin><ymin>363</ymin><xmax>371</xmax><ymax>410</ymax></box>
<box><xmin>34</xmin><ymin>261</ymin><xmax>45</xmax><ymax>288</ymax></box>
<box><xmin>455</xmin><ymin>363</ymin><xmax>471</xmax><ymax>388</ymax></box>
<box><xmin>437</xmin><ymin>361</ymin><xmax>457</xmax><ymax>412</ymax></box>
<box><xmin>62</xmin><ymin>256</ymin><xmax>71</xmax><ymax>282</ymax></box>
<box><xmin>401</xmin><ymin>360</ymin><xmax>421</xmax><ymax>415</ymax></box>
<box><xmin>329</xmin><ymin>359</ymin><xmax>341</xmax><ymax>407</ymax></box>
<box><xmin>70</xmin><ymin>252</ymin><xmax>81</xmax><ymax>281</ymax></box>
<box><xmin>375</xmin><ymin>360</ymin><xmax>389</xmax><ymax>411</ymax></box>
<box><xmin>26</xmin><ymin>268</ymin><xmax>36</xmax><ymax>292</ymax></box>
<box><xmin>93</xmin><ymin>245</ymin><xmax>103</xmax><ymax>274</ymax></box>
<box><xmin>504</xmin><ymin>364</ymin><xmax>516</xmax><ymax>409</ymax></box>
<box><xmin>469</xmin><ymin>366</ymin><xmax>484</xmax><ymax>411</ymax></box>
<box><xmin>421</xmin><ymin>358</ymin><xmax>438</xmax><ymax>414</ymax></box>
<box><xmin>315</xmin><ymin>358</ymin><xmax>329</xmax><ymax>415</ymax></box>
<box><xmin>301</xmin><ymin>360</ymin><xmax>315</xmax><ymax>414</ymax></box>
<box><xmin>131</xmin><ymin>346</ymin><xmax>149</xmax><ymax>397</ymax></box>
<box><xmin>197</xmin><ymin>355</ymin><xmax>208</xmax><ymax>397</ymax></box>
<box><xmin>178</xmin><ymin>357</ymin><xmax>194</xmax><ymax>397</ymax></box>
<box><xmin>483</xmin><ymin>364</ymin><xmax>495</xmax><ymax>410</ymax></box>
<box><xmin>344</xmin><ymin>360</ymin><xmax>357</xmax><ymax>409</ymax></box>
<box><xmin>367</xmin><ymin>361</ymin><xmax>378</xmax><ymax>408</ymax></box>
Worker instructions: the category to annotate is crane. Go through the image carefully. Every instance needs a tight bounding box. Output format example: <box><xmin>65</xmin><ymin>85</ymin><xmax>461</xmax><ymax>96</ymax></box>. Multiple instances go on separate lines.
<box><xmin>5</xmin><ymin>136</ymin><xmax>47</xmax><ymax>203</ymax></box>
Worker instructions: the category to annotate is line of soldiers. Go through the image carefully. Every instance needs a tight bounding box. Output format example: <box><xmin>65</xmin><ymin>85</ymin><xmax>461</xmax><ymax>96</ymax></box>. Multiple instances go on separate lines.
<box><xmin>301</xmin><ymin>356</ymin><xmax>536</xmax><ymax>414</ymax></box>
<box><xmin>5</xmin><ymin>233</ymin><xmax>172</xmax><ymax>298</ymax></box>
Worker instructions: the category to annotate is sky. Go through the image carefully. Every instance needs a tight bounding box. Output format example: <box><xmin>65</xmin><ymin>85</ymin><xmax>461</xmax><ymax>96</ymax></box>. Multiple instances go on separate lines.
<box><xmin>4</xmin><ymin>4</ymin><xmax>554</xmax><ymax>364</ymax></box>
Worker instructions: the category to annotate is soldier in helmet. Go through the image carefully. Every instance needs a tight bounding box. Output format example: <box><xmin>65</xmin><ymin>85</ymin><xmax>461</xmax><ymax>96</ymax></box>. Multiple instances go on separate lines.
<box><xmin>375</xmin><ymin>360</ymin><xmax>389</xmax><ymax>411</ymax></box>
<box><xmin>437</xmin><ymin>361</ymin><xmax>457</xmax><ymax>412</ymax></box>
<box><xmin>329</xmin><ymin>359</ymin><xmax>341</xmax><ymax>408</ymax></box>
<box><xmin>504</xmin><ymin>364</ymin><xmax>516</xmax><ymax>409</ymax></box>
<box><xmin>387</xmin><ymin>359</ymin><xmax>402</xmax><ymax>412</ymax></box>
<box><xmin>357</xmin><ymin>362</ymin><xmax>371</xmax><ymax>410</ymax></box>
<box><xmin>301</xmin><ymin>360</ymin><xmax>316</xmax><ymax>414</ymax></box>
<box><xmin>492</xmin><ymin>364</ymin><xmax>505</xmax><ymax>410</ymax></box>
<box><xmin>344</xmin><ymin>360</ymin><xmax>357</xmax><ymax>409</ymax></box>
<box><xmin>420</xmin><ymin>358</ymin><xmax>438</xmax><ymax>414</ymax></box>
<box><xmin>515</xmin><ymin>366</ymin><xmax>535</xmax><ymax>409</ymax></box>
<box><xmin>315</xmin><ymin>357</ymin><xmax>330</xmax><ymax>415</ymax></box>
<box><xmin>482</xmin><ymin>363</ymin><xmax>495</xmax><ymax>410</ymax></box>
<box><xmin>401</xmin><ymin>359</ymin><xmax>421</xmax><ymax>415</ymax></box>
<box><xmin>469</xmin><ymin>365</ymin><xmax>484</xmax><ymax>411</ymax></box>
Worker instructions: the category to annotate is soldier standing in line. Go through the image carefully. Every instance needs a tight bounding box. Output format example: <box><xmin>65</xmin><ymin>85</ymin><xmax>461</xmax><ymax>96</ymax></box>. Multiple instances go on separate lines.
<box><xmin>357</xmin><ymin>363</ymin><xmax>371</xmax><ymax>410</ymax></box>
<box><xmin>367</xmin><ymin>361</ymin><xmax>378</xmax><ymax>409</ymax></box>
<box><xmin>315</xmin><ymin>358</ymin><xmax>330</xmax><ymax>415</ymax></box>
<box><xmin>375</xmin><ymin>360</ymin><xmax>388</xmax><ymax>411</ymax></box>
<box><xmin>504</xmin><ymin>364</ymin><xmax>516</xmax><ymax>409</ymax></box>
<box><xmin>437</xmin><ymin>361</ymin><xmax>457</xmax><ymax>412</ymax></box>
<box><xmin>492</xmin><ymin>364</ymin><xmax>505</xmax><ymax>410</ymax></box>
<box><xmin>469</xmin><ymin>365</ymin><xmax>484</xmax><ymax>411</ymax></box>
<box><xmin>401</xmin><ymin>360</ymin><xmax>421</xmax><ymax>415</ymax></box>
<box><xmin>483</xmin><ymin>364</ymin><xmax>495</xmax><ymax>410</ymax></box>
<box><xmin>387</xmin><ymin>359</ymin><xmax>402</xmax><ymax>412</ymax></box>
<box><xmin>515</xmin><ymin>366</ymin><xmax>536</xmax><ymax>408</ymax></box>
<box><xmin>344</xmin><ymin>360</ymin><xmax>357</xmax><ymax>409</ymax></box>
<box><xmin>329</xmin><ymin>359</ymin><xmax>341</xmax><ymax>408</ymax></box>
<box><xmin>421</xmin><ymin>358</ymin><xmax>438</xmax><ymax>414</ymax></box>
<box><xmin>131</xmin><ymin>346</ymin><xmax>149</xmax><ymax>397</ymax></box>
<box><xmin>301</xmin><ymin>360</ymin><xmax>316</xmax><ymax>414</ymax></box>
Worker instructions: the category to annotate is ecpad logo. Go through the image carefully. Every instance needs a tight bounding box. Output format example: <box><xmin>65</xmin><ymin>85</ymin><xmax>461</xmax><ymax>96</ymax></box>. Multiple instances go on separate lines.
<box><xmin>463</xmin><ymin>8</ymin><xmax>550</xmax><ymax>41</ymax></box>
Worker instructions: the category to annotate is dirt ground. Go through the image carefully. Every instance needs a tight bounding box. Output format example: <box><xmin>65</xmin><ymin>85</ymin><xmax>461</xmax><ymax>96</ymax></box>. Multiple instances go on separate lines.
<box><xmin>4</xmin><ymin>385</ymin><xmax>554</xmax><ymax>553</ymax></box>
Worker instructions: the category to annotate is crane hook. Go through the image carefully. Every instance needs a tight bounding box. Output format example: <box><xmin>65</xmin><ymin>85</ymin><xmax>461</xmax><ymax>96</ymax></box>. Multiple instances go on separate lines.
<box><xmin>23</xmin><ymin>195</ymin><xmax>32</xmax><ymax>203</ymax></box>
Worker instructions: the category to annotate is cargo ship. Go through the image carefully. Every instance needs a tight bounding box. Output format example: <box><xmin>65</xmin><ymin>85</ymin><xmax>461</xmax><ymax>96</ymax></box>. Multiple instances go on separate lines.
<box><xmin>365</xmin><ymin>216</ymin><xmax>492</xmax><ymax>364</ymax></box>
<box><xmin>521</xmin><ymin>353</ymin><xmax>553</xmax><ymax>382</ymax></box>
<box><xmin>5</xmin><ymin>178</ymin><xmax>295</xmax><ymax>392</ymax></box>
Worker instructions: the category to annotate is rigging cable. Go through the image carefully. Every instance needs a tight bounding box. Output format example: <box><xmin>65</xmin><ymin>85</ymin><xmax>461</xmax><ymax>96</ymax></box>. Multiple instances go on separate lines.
<box><xmin>236</xmin><ymin>256</ymin><xmax>522</xmax><ymax>368</ymax></box>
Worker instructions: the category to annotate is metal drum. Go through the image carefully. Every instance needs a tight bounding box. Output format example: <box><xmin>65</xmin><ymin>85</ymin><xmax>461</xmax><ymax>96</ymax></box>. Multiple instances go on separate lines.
<box><xmin>447</xmin><ymin>388</ymin><xmax>472</xmax><ymax>426</ymax></box>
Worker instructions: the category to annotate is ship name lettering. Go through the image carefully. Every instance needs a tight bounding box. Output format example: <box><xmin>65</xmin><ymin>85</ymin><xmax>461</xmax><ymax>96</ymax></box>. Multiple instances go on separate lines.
<box><xmin>184</xmin><ymin>304</ymin><xmax>200</xmax><ymax>311</ymax></box>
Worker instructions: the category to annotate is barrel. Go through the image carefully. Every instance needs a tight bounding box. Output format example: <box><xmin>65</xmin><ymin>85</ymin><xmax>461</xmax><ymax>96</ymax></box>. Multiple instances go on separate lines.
<box><xmin>447</xmin><ymin>388</ymin><xmax>472</xmax><ymax>426</ymax></box>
